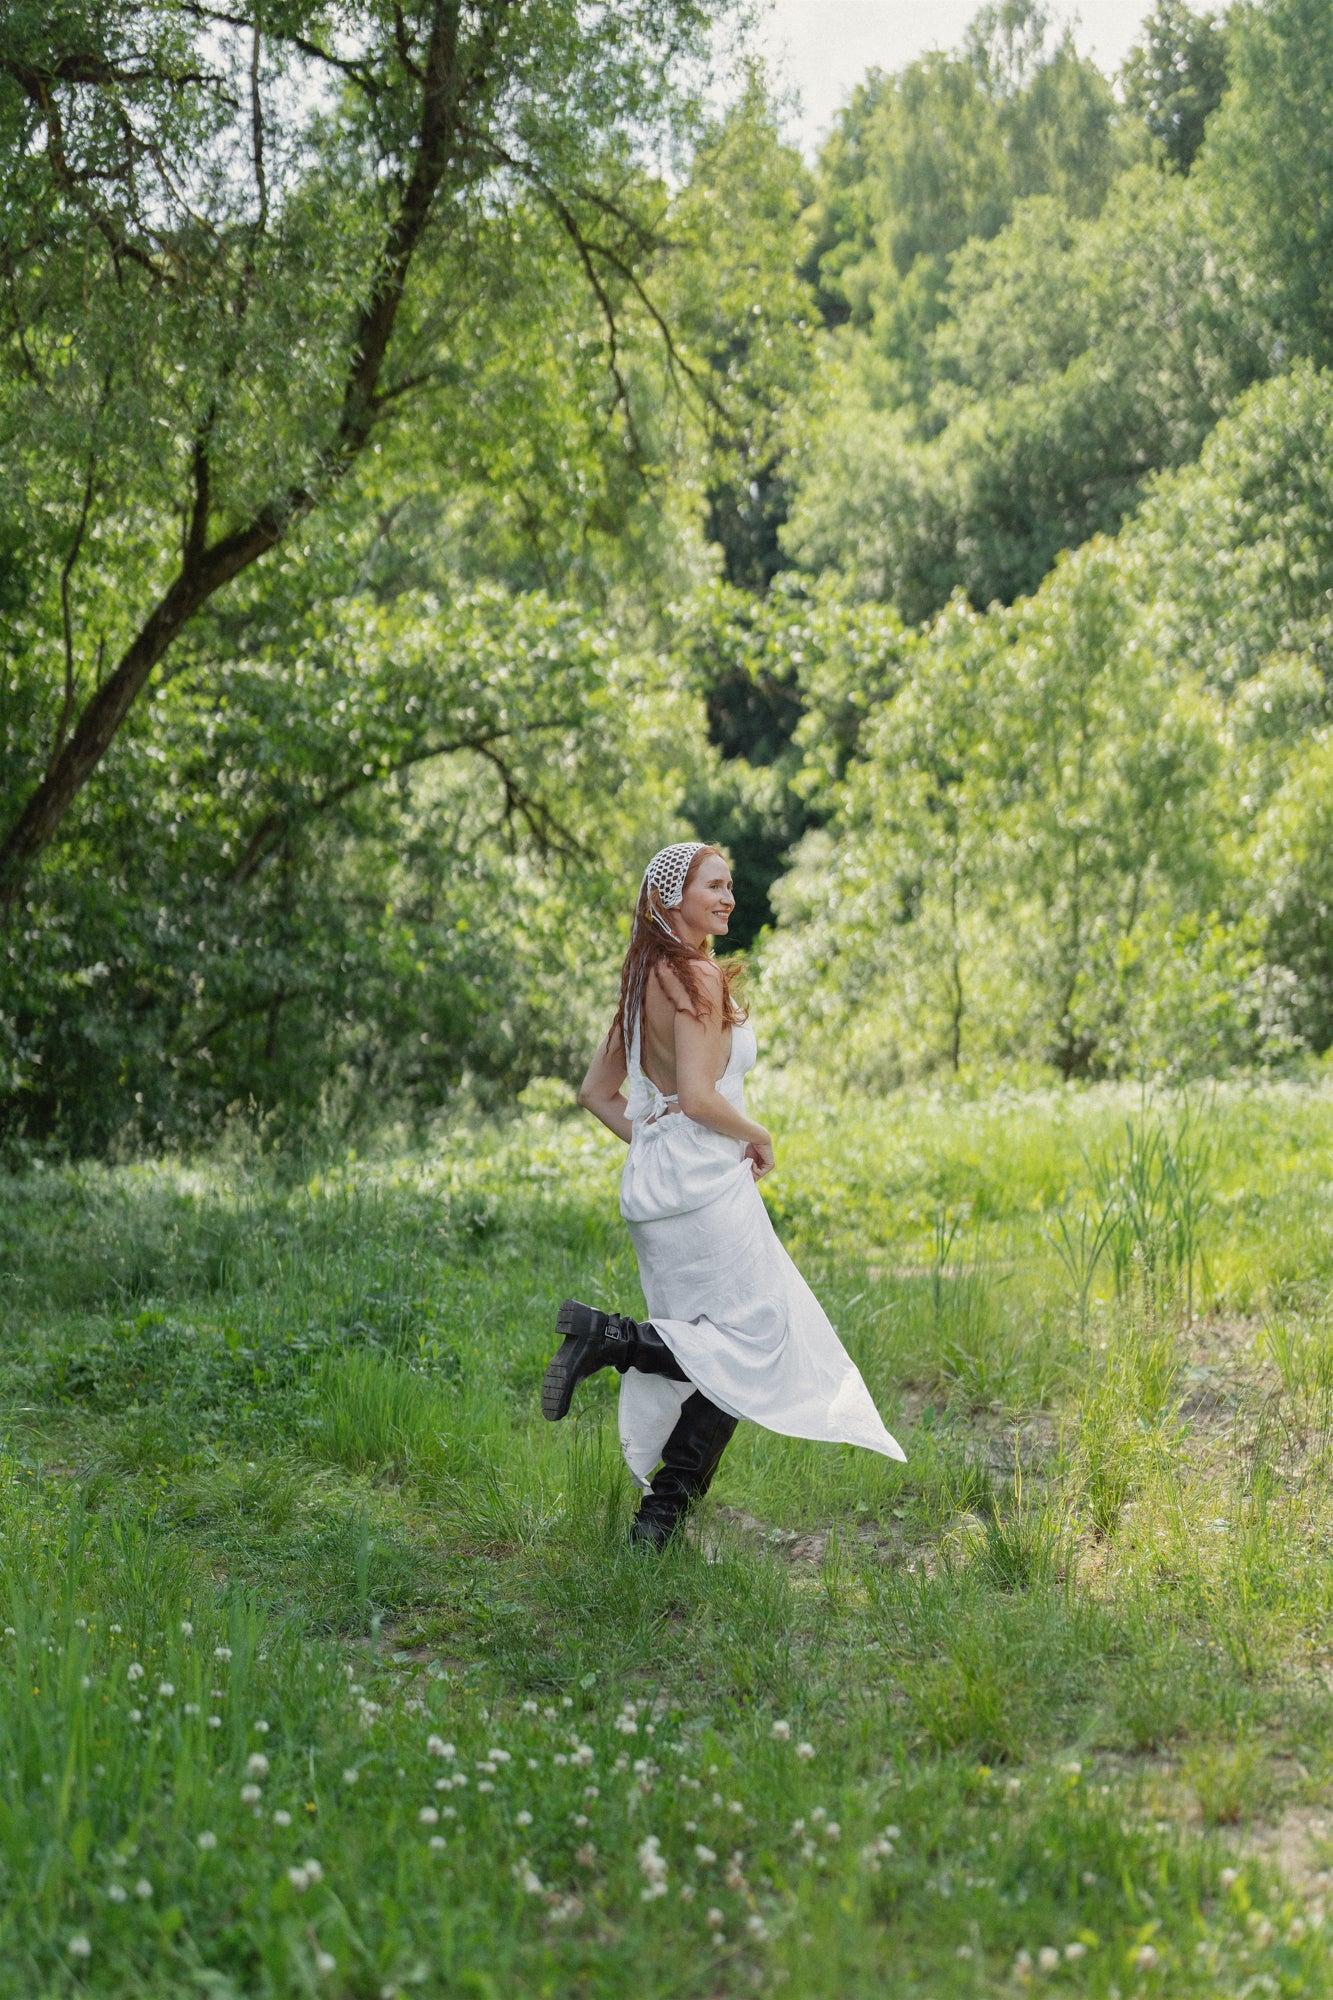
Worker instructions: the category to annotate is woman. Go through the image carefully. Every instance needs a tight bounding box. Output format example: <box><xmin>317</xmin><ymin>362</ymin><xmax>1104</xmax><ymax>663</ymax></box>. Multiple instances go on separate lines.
<box><xmin>542</xmin><ymin>841</ymin><xmax>905</xmax><ymax>1549</ymax></box>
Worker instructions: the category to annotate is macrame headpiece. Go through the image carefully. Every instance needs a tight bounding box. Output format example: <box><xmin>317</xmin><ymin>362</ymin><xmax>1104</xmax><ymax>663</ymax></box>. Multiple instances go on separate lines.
<box><xmin>637</xmin><ymin>841</ymin><xmax>706</xmax><ymax>940</ymax></box>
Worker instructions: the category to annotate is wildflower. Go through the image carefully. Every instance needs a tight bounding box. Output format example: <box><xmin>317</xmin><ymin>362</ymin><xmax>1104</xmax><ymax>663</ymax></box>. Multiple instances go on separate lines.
<box><xmin>107</xmin><ymin>1883</ymin><xmax>128</xmax><ymax>1903</ymax></box>
<box><xmin>273</xmin><ymin>1810</ymin><xmax>292</xmax><ymax>1827</ymax></box>
<box><xmin>1219</xmin><ymin>1867</ymin><xmax>1239</xmax><ymax>1888</ymax></box>
<box><xmin>427</xmin><ymin>1735</ymin><xmax>454</xmax><ymax>1758</ymax></box>
<box><xmin>573</xmin><ymin>1744</ymin><xmax>594</xmax><ymax>1768</ymax></box>
<box><xmin>695</xmin><ymin>1844</ymin><xmax>717</xmax><ymax>1865</ymax></box>
<box><xmin>1064</xmin><ymin>1942</ymin><xmax>1087</xmax><ymax>1961</ymax></box>
<box><xmin>795</xmin><ymin>1741</ymin><xmax>815</xmax><ymax>1762</ymax></box>
<box><xmin>429</xmin><ymin>1835</ymin><xmax>446</xmax><ymax>1851</ymax></box>
<box><xmin>342</xmin><ymin>1769</ymin><xmax>359</xmax><ymax>1785</ymax></box>
<box><xmin>197</xmin><ymin>1832</ymin><xmax>218</xmax><ymax>1850</ymax></box>
<box><xmin>288</xmin><ymin>1866</ymin><xmax>311</xmax><ymax>1892</ymax></box>
<box><xmin>109</xmin><ymin>1624</ymin><xmax>121</xmax><ymax>1635</ymax></box>
<box><xmin>180</xmin><ymin>1620</ymin><xmax>193</xmax><ymax>1637</ymax></box>
<box><xmin>824</xmin><ymin>1822</ymin><xmax>841</xmax><ymax>1843</ymax></box>
<box><xmin>728</xmin><ymin>1800</ymin><xmax>743</xmax><ymax>1816</ymax></box>
<box><xmin>1038</xmin><ymin>1947</ymin><xmax>1059</xmax><ymax>1972</ymax></box>
<box><xmin>304</xmin><ymin>1860</ymin><xmax>323</xmax><ymax>1882</ymax></box>
<box><xmin>254</xmin><ymin>1719</ymin><xmax>269</xmax><ymax>1735</ymax></box>
<box><xmin>615</xmin><ymin>1715</ymin><xmax>638</xmax><ymax>1736</ymax></box>
<box><xmin>1013</xmin><ymin>1950</ymin><xmax>1033</xmax><ymax>1978</ymax></box>
<box><xmin>241</xmin><ymin>1784</ymin><xmax>262</xmax><ymax>1805</ymax></box>
<box><xmin>1063</xmin><ymin>1760</ymin><xmax>1082</xmax><ymax>1777</ymax></box>
<box><xmin>770</xmin><ymin>1719</ymin><xmax>791</xmax><ymax>1741</ymax></box>
<box><xmin>515</xmin><ymin>1810</ymin><xmax>533</xmax><ymax>1827</ymax></box>
<box><xmin>583</xmin><ymin>1784</ymin><xmax>599</xmax><ymax>1800</ymax></box>
<box><xmin>81</xmin><ymin>1676</ymin><xmax>92</xmax><ymax>1691</ymax></box>
<box><xmin>127</xmin><ymin>1662</ymin><xmax>144</xmax><ymax>1683</ymax></box>
<box><xmin>553</xmin><ymin>1754</ymin><xmax>568</xmax><ymax>1767</ymax></box>
<box><xmin>516</xmin><ymin>1860</ymin><xmax>544</xmax><ymax>1894</ymax></box>
<box><xmin>573</xmin><ymin>1813</ymin><xmax>590</xmax><ymax>1829</ymax></box>
<box><xmin>791</xmin><ymin>1818</ymin><xmax>805</xmax><ymax>1835</ymax></box>
<box><xmin>158</xmin><ymin>1681</ymin><xmax>174</xmax><ymax>1698</ymax></box>
<box><xmin>477</xmin><ymin>1781</ymin><xmax>494</xmax><ymax>1794</ymax></box>
<box><xmin>527</xmin><ymin>1758</ymin><xmax>539</xmax><ymax>1770</ymax></box>
<box><xmin>128</xmin><ymin>1708</ymin><xmax>142</xmax><ymax>1723</ymax></box>
<box><xmin>810</xmin><ymin>1807</ymin><xmax>826</xmax><ymax>1822</ymax></box>
<box><xmin>885</xmin><ymin>1825</ymin><xmax>900</xmax><ymax>1840</ymax></box>
<box><xmin>489</xmin><ymin>1748</ymin><xmax>512</xmax><ymax>1763</ymax></box>
<box><xmin>706</xmin><ymin>1908</ymin><xmax>724</xmax><ymax>1929</ymax></box>
<box><xmin>575</xmin><ymin>1844</ymin><xmax>597</xmax><ymax>1867</ymax></box>
<box><xmin>315</xmin><ymin>1952</ymin><xmax>336</xmax><ymax>1976</ymax></box>
<box><xmin>134</xmin><ymin>1879</ymin><xmax>152</xmax><ymax>1900</ymax></box>
<box><xmin>561</xmin><ymin>1695</ymin><xmax>573</xmax><ymax>1707</ymax></box>
<box><xmin>679</xmin><ymin>1883</ymin><xmax>696</xmax><ymax>1902</ymax></box>
<box><xmin>1135</xmin><ymin>1945</ymin><xmax>1159</xmax><ymax>1971</ymax></box>
<box><xmin>214</xmin><ymin>1646</ymin><xmax>232</xmax><ymax>1661</ymax></box>
<box><xmin>746</xmin><ymin>1916</ymin><xmax>768</xmax><ymax>1940</ymax></box>
<box><xmin>418</xmin><ymin>1808</ymin><xmax>439</xmax><ymax>1826</ymax></box>
<box><xmin>477</xmin><ymin>1760</ymin><xmax>496</xmax><ymax>1775</ymax></box>
<box><xmin>247</xmin><ymin>1752</ymin><xmax>270</xmax><ymax>1779</ymax></box>
<box><xmin>522</xmin><ymin>1699</ymin><xmax>538</xmax><ymax>1714</ymax></box>
<box><xmin>67</xmin><ymin>1936</ymin><xmax>92</xmax><ymax>1960</ymax></box>
<box><xmin>637</xmin><ymin>1834</ymin><xmax>668</xmax><ymax>1900</ymax></box>
<box><xmin>183</xmin><ymin>1701</ymin><xmax>199</xmax><ymax>1716</ymax></box>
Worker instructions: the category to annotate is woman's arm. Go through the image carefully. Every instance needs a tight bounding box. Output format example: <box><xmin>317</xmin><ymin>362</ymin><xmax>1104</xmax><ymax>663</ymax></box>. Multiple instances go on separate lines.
<box><xmin>577</xmin><ymin>1031</ymin><xmax>633</xmax><ymax>1144</ymax></box>
<box><xmin>673</xmin><ymin>967</ymin><xmax>775</xmax><ymax>1180</ymax></box>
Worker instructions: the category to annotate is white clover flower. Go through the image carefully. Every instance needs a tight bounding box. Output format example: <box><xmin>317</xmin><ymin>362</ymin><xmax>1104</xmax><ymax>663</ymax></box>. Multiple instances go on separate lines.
<box><xmin>884</xmin><ymin>1824</ymin><xmax>900</xmax><ymax>1840</ymax></box>
<box><xmin>810</xmin><ymin>1808</ymin><xmax>826</xmax><ymax>1823</ymax></box>
<box><xmin>573</xmin><ymin>1814</ymin><xmax>590</xmax><ymax>1829</ymax></box>
<box><xmin>553</xmin><ymin>1754</ymin><xmax>568</xmax><ymax>1768</ymax></box>
<box><xmin>1038</xmin><ymin>1947</ymin><xmax>1059</xmax><ymax>1972</ymax></box>
<box><xmin>770</xmin><ymin>1720</ymin><xmax>791</xmax><ymax>1741</ymax></box>
<box><xmin>746</xmin><ymin>1916</ymin><xmax>768</xmax><ymax>1940</ymax></box>
<box><xmin>214</xmin><ymin>1646</ymin><xmax>232</xmax><ymax>1662</ymax></box>
<box><xmin>303</xmin><ymin>1860</ymin><xmax>323</xmax><ymax>1882</ymax></box>
<box><xmin>516</xmin><ymin>1861</ymin><xmax>544</xmax><ymax>1894</ymax></box>
<box><xmin>109</xmin><ymin>1623</ymin><xmax>121</xmax><ymax>1635</ymax></box>
<box><xmin>1135</xmin><ymin>1945</ymin><xmax>1159</xmax><ymax>1970</ymax></box>
<box><xmin>253</xmin><ymin>1720</ymin><xmax>269</xmax><ymax>1735</ymax></box>
<box><xmin>133</xmin><ymin>1879</ymin><xmax>152</xmax><ymax>1900</ymax></box>
<box><xmin>637</xmin><ymin>1834</ymin><xmax>668</xmax><ymax>1900</ymax></box>
<box><xmin>575</xmin><ymin>1843</ymin><xmax>597</xmax><ymax>1867</ymax></box>
<box><xmin>197</xmin><ymin>1831</ymin><xmax>218</xmax><ymax>1850</ymax></box>
<box><xmin>477</xmin><ymin>1781</ymin><xmax>494</xmax><ymax>1794</ymax></box>
<box><xmin>241</xmin><ymin>1784</ymin><xmax>262</xmax><ymax>1805</ymax></box>
<box><xmin>107</xmin><ymin>1883</ymin><xmax>128</xmax><ymax>1904</ymax></box>
<box><xmin>442</xmin><ymin>1807</ymin><xmax>457</xmax><ymax>1820</ymax></box>
<box><xmin>288</xmin><ymin>1866</ymin><xmax>311</xmax><ymax>1892</ymax></box>
<box><xmin>429</xmin><ymin>1835</ymin><xmax>446</xmax><ymax>1851</ymax></box>
<box><xmin>315</xmin><ymin>1952</ymin><xmax>336</xmax><ymax>1976</ymax></box>
<box><xmin>515</xmin><ymin>1810</ymin><xmax>533</xmax><ymax>1827</ymax></box>
<box><xmin>543</xmin><ymin>1705</ymin><xmax>557</xmax><ymax>1719</ymax></box>
<box><xmin>128</xmin><ymin>1708</ymin><xmax>142</xmax><ymax>1723</ymax></box>
<box><xmin>706</xmin><ymin>1907</ymin><xmax>724</xmax><ymax>1930</ymax></box>
<box><xmin>694</xmin><ymin>1845</ymin><xmax>717</xmax><ymax>1865</ymax></box>
<box><xmin>273</xmin><ymin>1810</ymin><xmax>292</xmax><ymax>1827</ymax></box>
<box><xmin>451</xmin><ymin>1773</ymin><xmax>468</xmax><ymax>1788</ymax></box>
<box><xmin>824</xmin><ymin>1822</ymin><xmax>841</xmax><ymax>1843</ymax></box>
<box><xmin>572</xmin><ymin>1745</ymin><xmax>594</xmax><ymax>1768</ymax></box>
<box><xmin>418</xmin><ymin>1808</ymin><xmax>439</xmax><ymax>1826</ymax></box>
<box><xmin>795</xmin><ymin>1741</ymin><xmax>815</xmax><ymax>1762</ymax></box>
<box><xmin>1220</xmin><ymin>1867</ymin><xmax>1239</xmax><ymax>1888</ymax></box>
<box><xmin>126</xmin><ymin>1662</ymin><xmax>144</xmax><ymax>1682</ymax></box>
<box><xmin>158</xmin><ymin>1682</ymin><xmax>174</xmax><ymax>1698</ymax></box>
<box><xmin>342</xmin><ymin>1769</ymin><xmax>359</xmax><ymax>1785</ymax></box>
<box><xmin>583</xmin><ymin>1785</ymin><xmax>599</xmax><ymax>1801</ymax></box>
<box><xmin>247</xmin><ymin>1753</ymin><xmax>270</xmax><ymax>1779</ymax></box>
<box><xmin>679</xmin><ymin>1883</ymin><xmax>695</xmax><ymax>1902</ymax></box>
<box><xmin>561</xmin><ymin>1696</ymin><xmax>573</xmax><ymax>1708</ymax></box>
<box><xmin>477</xmin><ymin>1761</ymin><xmax>496</xmax><ymax>1775</ymax></box>
<box><xmin>1013</xmin><ymin>1950</ymin><xmax>1033</xmax><ymax>1977</ymax></box>
<box><xmin>728</xmin><ymin>1800</ymin><xmax>743</xmax><ymax>1816</ymax></box>
<box><xmin>522</xmin><ymin>1699</ymin><xmax>538</xmax><ymax>1714</ymax></box>
<box><xmin>67</xmin><ymin>1935</ymin><xmax>92</xmax><ymax>1959</ymax></box>
<box><xmin>179</xmin><ymin>1620</ymin><xmax>193</xmax><ymax>1637</ymax></box>
<box><xmin>615</xmin><ymin>1716</ymin><xmax>638</xmax><ymax>1736</ymax></box>
<box><xmin>427</xmin><ymin>1736</ymin><xmax>454</xmax><ymax>1759</ymax></box>
<box><xmin>527</xmin><ymin>1758</ymin><xmax>539</xmax><ymax>1770</ymax></box>
<box><xmin>489</xmin><ymin>1748</ymin><xmax>511</xmax><ymax>1763</ymax></box>
<box><xmin>1064</xmin><ymin>1942</ymin><xmax>1087</xmax><ymax>1962</ymax></box>
<box><xmin>206</xmin><ymin>1715</ymin><xmax>221</xmax><ymax>1729</ymax></box>
<box><xmin>183</xmin><ymin>1702</ymin><xmax>199</xmax><ymax>1716</ymax></box>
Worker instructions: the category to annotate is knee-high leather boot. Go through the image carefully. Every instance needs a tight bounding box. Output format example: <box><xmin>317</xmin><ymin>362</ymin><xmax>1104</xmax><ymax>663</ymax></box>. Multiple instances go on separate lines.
<box><xmin>630</xmin><ymin>1391</ymin><xmax>738</xmax><ymax>1551</ymax></box>
<box><xmin>541</xmin><ymin>1298</ymin><xmax>688</xmax><ymax>1421</ymax></box>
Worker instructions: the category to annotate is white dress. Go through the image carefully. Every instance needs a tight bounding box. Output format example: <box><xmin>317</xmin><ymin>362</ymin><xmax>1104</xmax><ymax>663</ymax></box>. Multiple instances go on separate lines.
<box><xmin>616</xmin><ymin>1008</ymin><xmax>906</xmax><ymax>1486</ymax></box>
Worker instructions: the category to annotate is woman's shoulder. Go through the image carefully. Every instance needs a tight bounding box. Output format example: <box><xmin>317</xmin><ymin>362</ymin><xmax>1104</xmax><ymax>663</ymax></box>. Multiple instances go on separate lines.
<box><xmin>651</xmin><ymin>954</ymin><xmax>723</xmax><ymax>1010</ymax></box>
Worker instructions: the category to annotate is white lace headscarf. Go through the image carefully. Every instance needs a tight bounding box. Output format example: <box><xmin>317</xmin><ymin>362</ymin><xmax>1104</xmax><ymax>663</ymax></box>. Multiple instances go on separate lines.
<box><xmin>621</xmin><ymin>841</ymin><xmax>707</xmax><ymax>1054</ymax></box>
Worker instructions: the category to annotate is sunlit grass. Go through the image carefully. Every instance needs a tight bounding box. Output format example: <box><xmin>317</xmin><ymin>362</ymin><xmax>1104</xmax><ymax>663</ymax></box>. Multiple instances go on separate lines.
<box><xmin>4</xmin><ymin>1079</ymin><xmax>1333</xmax><ymax>1990</ymax></box>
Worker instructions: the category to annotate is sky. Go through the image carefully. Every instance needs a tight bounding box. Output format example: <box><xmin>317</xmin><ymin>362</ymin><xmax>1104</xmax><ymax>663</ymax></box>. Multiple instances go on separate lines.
<box><xmin>752</xmin><ymin>0</ymin><xmax>1160</xmax><ymax>155</ymax></box>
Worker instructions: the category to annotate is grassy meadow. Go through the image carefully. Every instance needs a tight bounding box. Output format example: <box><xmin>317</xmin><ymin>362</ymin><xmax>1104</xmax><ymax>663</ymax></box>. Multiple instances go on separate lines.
<box><xmin>6</xmin><ymin>1077</ymin><xmax>1333</xmax><ymax>1995</ymax></box>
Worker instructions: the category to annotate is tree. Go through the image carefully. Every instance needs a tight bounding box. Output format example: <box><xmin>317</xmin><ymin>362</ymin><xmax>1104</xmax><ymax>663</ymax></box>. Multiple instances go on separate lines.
<box><xmin>0</xmin><ymin>0</ymin><xmax>733</xmax><ymax>900</ymax></box>
<box><xmin>1122</xmin><ymin>0</ymin><xmax>1228</xmax><ymax>174</ymax></box>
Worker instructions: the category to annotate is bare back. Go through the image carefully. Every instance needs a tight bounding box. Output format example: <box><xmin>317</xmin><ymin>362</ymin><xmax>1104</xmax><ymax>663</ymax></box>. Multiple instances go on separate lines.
<box><xmin>640</xmin><ymin>960</ymin><xmax>732</xmax><ymax>1097</ymax></box>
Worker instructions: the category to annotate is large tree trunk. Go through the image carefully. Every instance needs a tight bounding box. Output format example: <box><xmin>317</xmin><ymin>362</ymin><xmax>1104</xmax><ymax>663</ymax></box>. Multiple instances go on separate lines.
<box><xmin>0</xmin><ymin>0</ymin><xmax>466</xmax><ymax>908</ymax></box>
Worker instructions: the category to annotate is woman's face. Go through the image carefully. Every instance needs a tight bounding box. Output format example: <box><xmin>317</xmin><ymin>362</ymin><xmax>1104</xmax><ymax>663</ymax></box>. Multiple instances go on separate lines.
<box><xmin>677</xmin><ymin>851</ymin><xmax>735</xmax><ymax>940</ymax></box>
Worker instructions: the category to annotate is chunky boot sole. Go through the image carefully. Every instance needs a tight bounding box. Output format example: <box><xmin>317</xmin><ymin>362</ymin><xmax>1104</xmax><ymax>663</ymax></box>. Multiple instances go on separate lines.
<box><xmin>541</xmin><ymin>1299</ymin><xmax>610</xmax><ymax>1422</ymax></box>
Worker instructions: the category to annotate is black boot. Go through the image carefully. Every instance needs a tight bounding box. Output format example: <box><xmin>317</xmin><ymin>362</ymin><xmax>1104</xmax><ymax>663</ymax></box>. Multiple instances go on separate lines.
<box><xmin>630</xmin><ymin>1391</ymin><xmax>739</xmax><ymax>1551</ymax></box>
<box><xmin>541</xmin><ymin>1298</ymin><xmax>687</xmax><ymax>1421</ymax></box>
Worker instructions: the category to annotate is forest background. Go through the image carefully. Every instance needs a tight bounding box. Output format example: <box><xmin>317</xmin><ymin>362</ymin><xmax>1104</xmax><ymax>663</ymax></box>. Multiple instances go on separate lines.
<box><xmin>4</xmin><ymin>0</ymin><xmax>1333</xmax><ymax>1159</ymax></box>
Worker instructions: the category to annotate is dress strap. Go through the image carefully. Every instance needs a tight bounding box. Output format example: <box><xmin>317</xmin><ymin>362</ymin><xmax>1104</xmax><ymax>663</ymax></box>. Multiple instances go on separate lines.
<box><xmin>626</xmin><ymin>1000</ymin><xmax>678</xmax><ymax>1126</ymax></box>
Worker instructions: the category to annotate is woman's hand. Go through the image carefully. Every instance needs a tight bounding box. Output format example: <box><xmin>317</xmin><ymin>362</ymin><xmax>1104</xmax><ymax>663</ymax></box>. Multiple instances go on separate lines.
<box><xmin>744</xmin><ymin>1131</ymin><xmax>775</xmax><ymax>1181</ymax></box>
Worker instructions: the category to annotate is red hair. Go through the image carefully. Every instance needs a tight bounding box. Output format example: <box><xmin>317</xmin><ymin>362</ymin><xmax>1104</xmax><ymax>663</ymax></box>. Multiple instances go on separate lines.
<box><xmin>612</xmin><ymin>845</ymin><xmax>747</xmax><ymax>1053</ymax></box>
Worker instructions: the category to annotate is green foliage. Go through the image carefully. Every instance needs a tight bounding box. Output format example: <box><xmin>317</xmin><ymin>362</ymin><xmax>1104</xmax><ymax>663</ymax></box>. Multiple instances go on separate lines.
<box><xmin>1122</xmin><ymin>0</ymin><xmax>1229</xmax><ymax>173</ymax></box>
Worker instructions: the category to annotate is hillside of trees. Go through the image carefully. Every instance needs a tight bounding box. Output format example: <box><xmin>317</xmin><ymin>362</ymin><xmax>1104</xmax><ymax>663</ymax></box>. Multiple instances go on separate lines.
<box><xmin>4</xmin><ymin>0</ymin><xmax>1333</xmax><ymax>1154</ymax></box>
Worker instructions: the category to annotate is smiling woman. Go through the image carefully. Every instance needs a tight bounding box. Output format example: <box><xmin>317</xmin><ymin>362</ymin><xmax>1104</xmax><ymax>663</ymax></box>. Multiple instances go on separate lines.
<box><xmin>541</xmin><ymin>841</ymin><xmax>905</xmax><ymax>1550</ymax></box>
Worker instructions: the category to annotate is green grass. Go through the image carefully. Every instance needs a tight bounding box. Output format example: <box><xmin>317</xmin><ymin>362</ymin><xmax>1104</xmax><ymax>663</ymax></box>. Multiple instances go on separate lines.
<box><xmin>5</xmin><ymin>1079</ymin><xmax>1333</xmax><ymax>1992</ymax></box>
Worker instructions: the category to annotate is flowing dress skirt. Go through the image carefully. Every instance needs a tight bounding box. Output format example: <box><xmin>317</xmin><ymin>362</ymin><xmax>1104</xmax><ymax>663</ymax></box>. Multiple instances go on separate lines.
<box><xmin>616</xmin><ymin>1018</ymin><xmax>905</xmax><ymax>1486</ymax></box>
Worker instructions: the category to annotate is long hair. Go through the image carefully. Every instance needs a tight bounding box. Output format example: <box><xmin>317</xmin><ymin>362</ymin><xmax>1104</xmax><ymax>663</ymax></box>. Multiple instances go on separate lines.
<box><xmin>613</xmin><ymin>845</ymin><xmax>747</xmax><ymax>1055</ymax></box>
